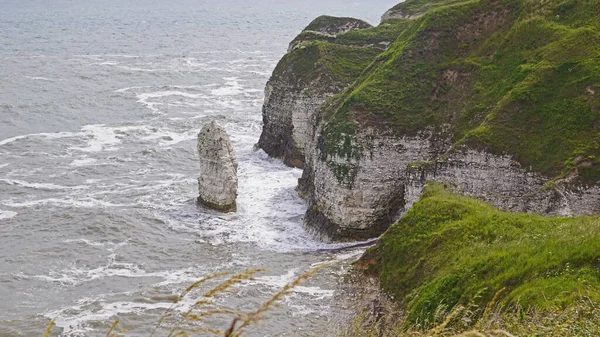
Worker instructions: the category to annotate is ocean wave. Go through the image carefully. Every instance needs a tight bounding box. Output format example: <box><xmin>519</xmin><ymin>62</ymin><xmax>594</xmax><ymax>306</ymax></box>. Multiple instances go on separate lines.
<box><xmin>0</xmin><ymin>178</ymin><xmax>88</xmax><ymax>191</ymax></box>
<box><xmin>49</xmin><ymin>298</ymin><xmax>173</xmax><ymax>337</ymax></box>
<box><xmin>69</xmin><ymin>158</ymin><xmax>98</xmax><ymax>167</ymax></box>
<box><xmin>0</xmin><ymin>131</ymin><xmax>79</xmax><ymax>147</ymax></box>
<box><xmin>70</xmin><ymin>124</ymin><xmax>150</xmax><ymax>152</ymax></box>
<box><xmin>0</xmin><ymin>209</ymin><xmax>17</xmax><ymax>220</ymax></box>
<box><xmin>211</xmin><ymin>84</ymin><xmax>244</xmax><ymax>96</ymax></box>
<box><xmin>23</xmin><ymin>75</ymin><xmax>55</xmax><ymax>82</ymax></box>
<box><xmin>62</xmin><ymin>238</ymin><xmax>129</xmax><ymax>249</ymax></box>
<box><xmin>252</xmin><ymin>270</ymin><xmax>335</xmax><ymax>298</ymax></box>
<box><xmin>2</xmin><ymin>197</ymin><xmax>132</xmax><ymax>208</ymax></box>
<box><xmin>117</xmin><ymin>65</ymin><xmax>166</xmax><ymax>72</ymax></box>
<box><xmin>138</xmin><ymin>128</ymin><xmax>197</xmax><ymax>146</ymax></box>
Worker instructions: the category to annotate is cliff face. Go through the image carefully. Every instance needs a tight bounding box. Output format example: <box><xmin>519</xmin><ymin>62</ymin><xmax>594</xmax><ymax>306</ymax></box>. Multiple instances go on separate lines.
<box><xmin>261</xmin><ymin>0</ymin><xmax>600</xmax><ymax>239</ymax></box>
<box><xmin>258</xmin><ymin>17</ymin><xmax>408</xmax><ymax>168</ymax></box>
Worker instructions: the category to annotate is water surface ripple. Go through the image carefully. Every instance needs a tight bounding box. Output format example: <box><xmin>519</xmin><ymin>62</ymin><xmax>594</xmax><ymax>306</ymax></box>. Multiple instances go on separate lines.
<box><xmin>0</xmin><ymin>1</ymin><xmax>398</xmax><ymax>335</ymax></box>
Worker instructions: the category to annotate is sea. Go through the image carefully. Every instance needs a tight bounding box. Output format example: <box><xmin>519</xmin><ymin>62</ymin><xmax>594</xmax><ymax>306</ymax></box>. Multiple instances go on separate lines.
<box><xmin>0</xmin><ymin>1</ymin><xmax>398</xmax><ymax>335</ymax></box>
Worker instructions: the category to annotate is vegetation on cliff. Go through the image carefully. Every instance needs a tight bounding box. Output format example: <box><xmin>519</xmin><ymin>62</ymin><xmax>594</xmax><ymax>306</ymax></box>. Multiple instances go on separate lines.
<box><xmin>360</xmin><ymin>182</ymin><xmax>600</xmax><ymax>332</ymax></box>
<box><xmin>275</xmin><ymin>16</ymin><xmax>413</xmax><ymax>90</ymax></box>
<box><xmin>318</xmin><ymin>0</ymin><xmax>600</xmax><ymax>184</ymax></box>
<box><xmin>289</xmin><ymin>19</ymin><xmax>412</xmax><ymax>52</ymax></box>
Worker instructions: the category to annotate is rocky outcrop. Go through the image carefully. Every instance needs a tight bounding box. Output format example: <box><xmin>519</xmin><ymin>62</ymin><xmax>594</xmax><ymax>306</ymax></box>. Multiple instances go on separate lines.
<box><xmin>404</xmin><ymin>150</ymin><xmax>600</xmax><ymax>217</ymax></box>
<box><xmin>304</xmin><ymin>15</ymin><xmax>372</xmax><ymax>36</ymax></box>
<box><xmin>258</xmin><ymin>76</ymin><xmax>337</xmax><ymax>168</ymax></box>
<box><xmin>286</xmin><ymin>16</ymin><xmax>373</xmax><ymax>53</ymax></box>
<box><xmin>197</xmin><ymin>121</ymin><xmax>238</xmax><ymax>212</ymax></box>
<box><xmin>262</xmin><ymin>0</ymin><xmax>600</xmax><ymax>240</ymax></box>
<box><xmin>301</xmin><ymin>126</ymin><xmax>452</xmax><ymax>240</ymax></box>
<box><xmin>258</xmin><ymin>19</ymin><xmax>383</xmax><ymax>168</ymax></box>
<box><xmin>381</xmin><ymin>7</ymin><xmax>424</xmax><ymax>22</ymax></box>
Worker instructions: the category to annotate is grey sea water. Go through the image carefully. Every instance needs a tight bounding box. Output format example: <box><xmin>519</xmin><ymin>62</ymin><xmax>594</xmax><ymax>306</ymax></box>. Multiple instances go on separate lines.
<box><xmin>0</xmin><ymin>1</ymin><xmax>398</xmax><ymax>335</ymax></box>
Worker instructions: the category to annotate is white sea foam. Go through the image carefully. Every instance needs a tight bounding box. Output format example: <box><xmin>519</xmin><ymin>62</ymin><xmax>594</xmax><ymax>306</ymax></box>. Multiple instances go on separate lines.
<box><xmin>138</xmin><ymin>128</ymin><xmax>197</xmax><ymax>146</ymax></box>
<box><xmin>211</xmin><ymin>78</ymin><xmax>244</xmax><ymax>96</ymax></box>
<box><xmin>114</xmin><ymin>85</ymin><xmax>151</xmax><ymax>93</ymax></box>
<box><xmin>0</xmin><ymin>178</ymin><xmax>87</xmax><ymax>191</ymax></box>
<box><xmin>23</xmin><ymin>76</ymin><xmax>54</xmax><ymax>82</ymax></box>
<box><xmin>70</xmin><ymin>158</ymin><xmax>98</xmax><ymax>167</ymax></box>
<box><xmin>0</xmin><ymin>131</ymin><xmax>78</xmax><ymax>147</ymax></box>
<box><xmin>0</xmin><ymin>163</ymin><xmax>9</xmax><ymax>169</ymax></box>
<box><xmin>137</xmin><ymin>90</ymin><xmax>203</xmax><ymax>100</ymax></box>
<box><xmin>70</xmin><ymin>124</ymin><xmax>122</xmax><ymax>152</ymax></box>
<box><xmin>135</xmin><ymin>90</ymin><xmax>210</xmax><ymax>114</ymax></box>
<box><xmin>0</xmin><ymin>210</ymin><xmax>17</xmax><ymax>220</ymax></box>
<box><xmin>46</xmin><ymin>283</ymin><xmax>195</xmax><ymax>335</ymax></box>
<box><xmin>62</xmin><ymin>238</ymin><xmax>130</xmax><ymax>249</ymax></box>
<box><xmin>2</xmin><ymin>197</ymin><xmax>132</xmax><ymax>208</ymax></box>
<box><xmin>63</xmin><ymin>238</ymin><xmax>108</xmax><ymax>247</ymax></box>
<box><xmin>48</xmin><ymin>297</ymin><xmax>174</xmax><ymax>337</ymax></box>
<box><xmin>92</xmin><ymin>61</ymin><xmax>119</xmax><ymax>66</ymax></box>
<box><xmin>253</xmin><ymin>270</ymin><xmax>334</xmax><ymax>298</ymax></box>
<box><xmin>104</xmin><ymin>54</ymin><xmax>140</xmax><ymax>58</ymax></box>
<box><xmin>117</xmin><ymin>65</ymin><xmax>166</xmax><ymax>72</ymax></box>
<box><xmin>70</xmin><ymin>124</ymin><xmax>148</xmax><ymax>152</ymax></box>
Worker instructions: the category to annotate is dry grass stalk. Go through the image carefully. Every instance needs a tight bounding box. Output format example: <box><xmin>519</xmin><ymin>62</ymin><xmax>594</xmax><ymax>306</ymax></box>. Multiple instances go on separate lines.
<box><xmin>150</xmin><ymin>271</ymin><xmax>228</xmax><ymax>337</ymax></box>
<box><xmin>429</xmin><ymin>305</ymin><xmax>465</xmax><ymax>336</ymax></box>
<box><xmin>106</xmin><ymin>318</ymin><xmax>120</xmax><ymax>337</ymax></box>
<box><xmin>44</xmin><ymin>319</ymin><xmax>55</xmax><ymax>337</ymax></box>
<box><xmin>224</xmin><ymin>264</ymin><xmax>327</xmax><ymax>337</ymax></box>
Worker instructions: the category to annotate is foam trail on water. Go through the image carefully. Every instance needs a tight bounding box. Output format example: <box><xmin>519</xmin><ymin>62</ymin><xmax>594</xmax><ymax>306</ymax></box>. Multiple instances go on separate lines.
<box><xmin>0</xmin><ymin>210</ymin><xmax>17</xmax><ymax>220</ymax></box>
<box><xmin>23</xmin><ymin>76</ymin><xmax>54</xmax><ymax>82</ymax></box>
<box><xmin>0</xmin><ymin>131</ymin><xmax>78</xmax><ymax>147</ymax></box>
<box><xmin>0</xmin><ymin>179</ymin><xmax>88</xmax><ymax>191</ymax></box>
<box><xmin>70</xmin><ymin>158</ymin><xmax>98</xmax><ymax>167</ymax></box>
<box><xmin>2</xmin><ymin>197</ymin><xmax>133</xmax><ymax>208</ymax></box>
<box><xmin>211</xmin><ymin>77</ymin><xmax>244</xmax><ymax>96</ymax></box>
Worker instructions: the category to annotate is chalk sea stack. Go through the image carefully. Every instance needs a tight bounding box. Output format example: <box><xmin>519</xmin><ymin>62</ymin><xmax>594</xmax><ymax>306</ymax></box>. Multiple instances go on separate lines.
<box><xmin>197</xmin><ymin>120</ymin><xmax>238</xmax><ymax>212</ymax></box>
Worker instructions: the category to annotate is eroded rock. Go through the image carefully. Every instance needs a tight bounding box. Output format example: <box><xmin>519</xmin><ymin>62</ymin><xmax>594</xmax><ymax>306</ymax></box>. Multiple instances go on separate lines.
<box><xmin>197</xmin><ymin>121</ymin><xmax>238</xmax><ymax>212</ymax></box>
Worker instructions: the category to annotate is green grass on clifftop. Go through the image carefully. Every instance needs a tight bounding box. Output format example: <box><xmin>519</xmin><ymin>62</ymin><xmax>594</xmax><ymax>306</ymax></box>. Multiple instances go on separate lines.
<box><xmin>365</xmin><ymin>182</ymin><xmax>600</xmax><ymax>329</ymax></box>
<box><xmin>272</xmin><ymin>41</ymin><xmax>381</xmax><ymax>89</ymax></box>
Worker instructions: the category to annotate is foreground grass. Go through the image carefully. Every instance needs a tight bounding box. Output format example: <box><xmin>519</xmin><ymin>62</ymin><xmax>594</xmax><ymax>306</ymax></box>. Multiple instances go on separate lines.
<box><xmin>342</xmin><ymin>286</ymin><xmax>599</xmax><ymax>336</ymax></box>
<box><xmin>44</xmin><ymin>267</ymin><xmax>322</xmax><ymax>337</ymax></box>
<box><xmin>360</xmin><ymin>182</ymin><xmax>600</xmax><ymax>333</ymax></box>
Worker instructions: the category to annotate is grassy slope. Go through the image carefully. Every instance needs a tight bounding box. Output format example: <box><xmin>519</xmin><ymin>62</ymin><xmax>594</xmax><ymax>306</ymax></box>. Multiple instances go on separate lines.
<box><xmin>364</xmin><ymin>182</ymin><xmax>600</xmax><ymax>328</ymax></box>
<box><xmin>272</xmin><ymin>42</ymin><xmax>381</xmax><ymax>90</ymax></box>
<box><xmin>319</xmin><ymin>0</ymin><xmax>600</xmax><ymax>182</ymax></box>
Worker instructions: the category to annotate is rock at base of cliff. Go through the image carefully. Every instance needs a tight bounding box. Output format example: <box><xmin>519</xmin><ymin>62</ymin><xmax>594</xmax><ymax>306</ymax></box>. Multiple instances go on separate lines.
<box><xmin>197</xmin><ymin>120</ymin><xmax>238</xmax><ymax>213</ymax></box>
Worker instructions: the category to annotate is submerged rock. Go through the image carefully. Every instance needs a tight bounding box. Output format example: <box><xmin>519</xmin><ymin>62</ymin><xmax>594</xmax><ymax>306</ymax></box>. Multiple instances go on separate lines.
<box><xmin>197</xmin><ymin>120</ymin><xmax>238</xmax><ymax>212</ymax></box>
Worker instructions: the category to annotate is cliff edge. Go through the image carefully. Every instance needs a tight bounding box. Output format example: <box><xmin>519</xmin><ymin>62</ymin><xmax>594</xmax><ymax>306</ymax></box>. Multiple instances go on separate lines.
<box><xmin>260</xmin><ymin>0</ymin><xmax>600</xmax><ymax>240</ymax></box>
